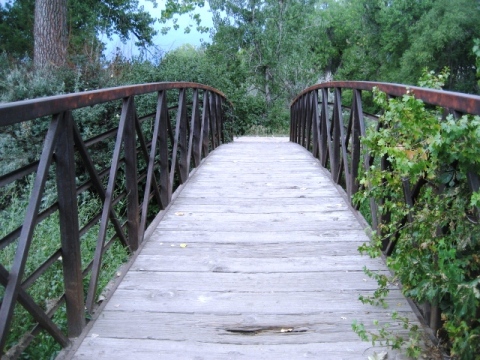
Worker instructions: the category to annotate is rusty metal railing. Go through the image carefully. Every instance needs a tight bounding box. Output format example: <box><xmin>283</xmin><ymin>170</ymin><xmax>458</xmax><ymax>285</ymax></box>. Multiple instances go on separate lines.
<box><xmin>0</xmin><ymin>82</ymin><xmax>233</xmax><ymax>357</ymax></box>
<box><xmin>290</xmin><ymin>81</ymin><xmax>480</xmax><ymax>337</ymax></box>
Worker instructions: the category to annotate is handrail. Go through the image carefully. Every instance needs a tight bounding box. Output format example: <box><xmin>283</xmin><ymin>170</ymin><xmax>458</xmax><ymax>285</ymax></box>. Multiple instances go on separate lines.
<box><xmin>0</xmin><ymin>82</ymin><xmax>233</xmax><ymax>357</ymax></box>
<box><xmin>290</xmin><ymin>80</ymin><xmax>480</xmax><ymax>341</ymax></box>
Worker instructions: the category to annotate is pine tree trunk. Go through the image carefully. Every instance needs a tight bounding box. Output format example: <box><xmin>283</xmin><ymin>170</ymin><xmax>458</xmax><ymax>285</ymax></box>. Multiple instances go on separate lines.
<box><xmin>34</xmin><ymin>0</ymin><xmax>67</xmax><ymax>68</ymax></box>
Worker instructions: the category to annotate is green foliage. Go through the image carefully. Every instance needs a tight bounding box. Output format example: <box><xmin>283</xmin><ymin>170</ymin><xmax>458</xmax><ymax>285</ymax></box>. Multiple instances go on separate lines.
<box><xmin>474</xmin><ymin>39</ymin><xmax>480</xmax><ymax>85</ymax></box>
<box><xmin>0</xmin><ymin>0</ymin><xmax>158</xmax><ymax>63</ymax></box>
<box><xmin>327</xmin><ymin>0</ymin><xmax>480</xmax><ymax>93</ymax></box>
<box><xmin>0</xmin><ymin>0</ymin><xmax>34</xmax><ymax>57</ymax></box>
<box><xmin>353</xmin><ymin>73</ymin><xmax>480</xmax><ymax>358</ymax></box>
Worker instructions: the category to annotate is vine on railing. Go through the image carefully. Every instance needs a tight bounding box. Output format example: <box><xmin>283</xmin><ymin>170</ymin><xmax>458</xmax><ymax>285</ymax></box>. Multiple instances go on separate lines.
<box><xmin>0</xmin><ymin>82</ymin><xmax>233</xmax><ymax>358</ymax></box>
<box><xmin>290</xmin><ymin>81</ymin><xmax>480</xmax><ymax>358</ymax></box>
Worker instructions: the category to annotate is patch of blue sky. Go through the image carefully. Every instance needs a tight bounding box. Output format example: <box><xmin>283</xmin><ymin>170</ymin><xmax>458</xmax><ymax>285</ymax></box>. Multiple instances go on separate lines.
<box><xmin>103</xmin><ymin>0</ymin><xmax>213</xmax><ymax>59</ymax></box>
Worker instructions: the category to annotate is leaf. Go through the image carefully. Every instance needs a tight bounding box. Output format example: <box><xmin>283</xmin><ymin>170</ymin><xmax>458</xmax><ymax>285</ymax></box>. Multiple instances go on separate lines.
<box><xmin>175</xmin><ymin>212</ymin><xmax>185</xmax><ymax>216</ymax></box>
<box><xmin>180</xmin><ymin>243</ymin><xmax>187</xmax><ymax>248</ymax></box>
<box><xmin>368</xmin><ymin>351</ymin><xmax>388</xmax><ymax>360</ymax></box>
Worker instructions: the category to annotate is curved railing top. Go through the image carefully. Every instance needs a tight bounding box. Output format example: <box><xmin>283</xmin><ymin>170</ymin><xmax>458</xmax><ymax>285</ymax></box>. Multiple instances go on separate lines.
<box><xmin>0</xmin><ymin>82</ymin><xmax>229</xmax><ymax>126</ymax></box>
<box><xmin>292</xmin><ymin>81</ymin><xmax>480</xmax><ymax>115</ymax></box>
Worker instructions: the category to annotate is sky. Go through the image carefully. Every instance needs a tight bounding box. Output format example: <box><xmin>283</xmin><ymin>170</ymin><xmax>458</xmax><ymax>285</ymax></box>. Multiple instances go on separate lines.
<box><xmin>103</xmin><ymin>0</ymin><xmax>214</xmax><ymax>59</ymax></box>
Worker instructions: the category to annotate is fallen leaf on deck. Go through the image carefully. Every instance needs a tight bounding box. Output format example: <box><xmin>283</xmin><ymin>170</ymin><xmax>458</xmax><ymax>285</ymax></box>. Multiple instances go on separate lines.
<box><xmin>180</xmin><ymin>243</ymin><xmax>187</xmax><ymax>248</ymax></box>
<box><xmin>175</xmin><ymin>212</ymin><xmax>185</xmax><ymax>216</ymax></box>
<box><xmin>368</xmin><ymin>351</ymin><xmax>388</xmax><ymax>360</ymax></box>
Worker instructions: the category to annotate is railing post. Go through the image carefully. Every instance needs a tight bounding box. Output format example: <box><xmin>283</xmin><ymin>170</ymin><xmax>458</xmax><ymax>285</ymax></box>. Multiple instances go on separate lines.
<box><xmin>330</xmin><ymin>88</ymin><xmax>342</xmax><ymax>182</ymax></box>
<box><xmin>190</xmin><ymin>89</ymin><xmax>201</xmax><ymax>168</ymax></box>
<box><xmin>300</xmin><ymin>94</ymin><xmax>307</xmax><ymax>147</ymax></box>
<box><xmin>305</xmin><ymin>92</ymin><xmax>313</xmax><ymax>152</ymax></box>
<box><xmin>171</xmin><ymin>88</ymin><xmax>188</xmax><ymax>185</ymax></box>
<box><xmin>319</xmin><ymin>88</ymin><xmax>329</xmax><ymax>167</ymax></box>
<box><xmin>216</xmin><ymin>94</ymin><xmax>224</xmax><ymax>145</ymax></box>
<box><xmin>202</xmin><ymin>91</ymin><xmax>211</xmax><ymax>157</ymax></box>
<box><xmin>209</xmin><ymin>92</ymin><xmax>218</xmax><ymax>149</ymax></box>
<box><xmin>158</xmin><ymin>90</ymin><xmax>172</xmax><ymax>208</ymax></box>
<box><xmin>311</xmin><ymin>90</ymin><xmax>320</xmax><ymax>159</ymax></box>
<box><xmin>124</xmin><ymin>97</ymin><xmax>139</xmax><ymax>251</ymax></box>
<box><xmin>55</xmin><ymin>111</ymin><xmax>85</xmax><ymax>336</ymax></box>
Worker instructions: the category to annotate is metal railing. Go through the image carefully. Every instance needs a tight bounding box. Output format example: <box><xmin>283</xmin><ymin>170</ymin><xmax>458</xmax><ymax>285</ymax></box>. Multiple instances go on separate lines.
<box><xmin>0</xmin><ymin>82</ymin><xmax>233</xmax><ymax>357</ymax></box>
<box><xmin>290</xmin><ymin>81</ymin><xmax>480</xmax><ymax>336</ymax></box>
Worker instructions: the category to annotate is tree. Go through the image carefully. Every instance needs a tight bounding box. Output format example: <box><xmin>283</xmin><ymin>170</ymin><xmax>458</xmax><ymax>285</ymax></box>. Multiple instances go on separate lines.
<box><xmin>0</xmin><ymin>0</ymin><xmax>159</xmax><ymax>68</ymax></box>
<box><xmin>162</xmin><ymin>0</ymin><xmax>321</xmax><ymax>131</ymax></box>
<box><xmin>34</xmin><ymin>0</ymin><xmax>67</xmax><ymax>67</ymax></box>
<box><xmin>0</xmin><ymin>0</ymin><xmax>34</xmax><ymax>57</ymax></box>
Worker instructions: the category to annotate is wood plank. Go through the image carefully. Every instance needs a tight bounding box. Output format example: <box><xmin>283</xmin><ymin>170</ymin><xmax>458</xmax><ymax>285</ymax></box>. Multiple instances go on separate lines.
<box><xmin>161</xmin><ymin>210</ymin><xmax>358</xmax><ymax>223</ymax></box>
<box><xmin>118</xmin><ymin>271</ymin><xmax>388</xmax><ymax>291</ymax></box>
<box><xmin>64</xmin><ymin>137</ymin><xmax>423</xmax><ymax>360</ymax></box>
<box><xmin>71</xmin><ymin>338</ymin><xmax>409</xmax><ymax>360</ymax></box>
<box><xmin>140</xmin><ymin>240</ymin><xmax>367</xmax><ymax>256</ymax></box>
<box><xmin>131</xmin><ymin>254</ymin><xmax>387</xmax><ymax>273</ymax></box>
<box><xmin>146</xmin><ymin>229</ymin><xmax>370</xmax><ymax>245</ymax></box>
<box><xmin>154</xmin><ymin>220</ymin><xmax>363</xmax><ymax>231</ymax></box>
<box><xmin>86</xmin><ymin>311</ymin><xmax>417</xmax><ymax>344</ymax></box>
<box><xmin>103</xmin><ymin>289</ymin><xmax>413</xmax><ymax>314</ymax></box>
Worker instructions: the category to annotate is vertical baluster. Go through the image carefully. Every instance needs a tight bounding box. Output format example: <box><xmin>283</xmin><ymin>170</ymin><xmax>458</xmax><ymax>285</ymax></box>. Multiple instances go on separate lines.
<box><xmin>209</xmin><ymin>93</ymin><xmax>218</xmax><ymax>149</ymax></box>
<box><xmin>190</xmin><ymin>89</ymin><xmax>201</xmax><ymax>167</ymax></box>
<box><xmin>124</xmin><ymin>97</ymin><xmax>139</xmax><ymax>251</ymax></box>
<box><xmin>216</xmin><ymin>94</ymin><xmax>224</xmax><ymax>145</ymax></box>
<box><xmin>295</xmin><ymin>97</ymin><xmax>301</xmax><ymax>144</ymax></box>
<box><xmin>158</xmin><ymin>91</ymin><xmax>172</xmax><ymax>208</ymax></box>
<box><xmin>292</xmin><ymin>100</ymin><xmax>298</xmax><ymax>143</ymax></box>
<box><xmin>311</xmin><ymin>90</ymin><xmax>320</xmax><ymax>159</ymax></box>
<box><xmin>305</xmin><ymin>92</ymin><xmax>313</xmax><ymax>152</ymax></box>
<box><xmin>55</xmin><ymin>111</ymin><xmax>85</xmax><ymax>336</ymax></box>
<box><xmin>202</xmin><ymin>91</ymin><xmax>210</xmax><ymax>157</ymax></box>
<box><xmin>173</xmin><ymin>88</ymin><xmax>188</xmax><ymax>185</ymax></box>
<box><xmin>331</xmin><ymin>88</ymin><xmax>342</xmax><ymax>182</ymax></box>
<box><xmin>319</xmin><ymin>88</ymin><xmax>329</xmax><ymax>167</ymax></box>
<box><xmin>300</xmin><ymin>94</ymin><xmax>307</xmax><ymax>147</ymax></box>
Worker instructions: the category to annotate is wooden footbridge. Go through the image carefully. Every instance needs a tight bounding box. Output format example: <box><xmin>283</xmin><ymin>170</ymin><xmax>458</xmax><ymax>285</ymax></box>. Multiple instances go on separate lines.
<box><xmin>62</xmin><ymin>136</ymin><xmax>415</xmax><ymax>359</ymax></box>
<box><xmin>1</xmin><ymin>82</ymin><xmax>479</xmax><ymax>359</ymax></box>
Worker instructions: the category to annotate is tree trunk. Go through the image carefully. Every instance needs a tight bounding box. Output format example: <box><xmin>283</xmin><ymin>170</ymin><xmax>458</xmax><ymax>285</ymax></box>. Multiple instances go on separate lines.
<box><xmin>264</xmin><ymin>66</ymin><xmax>271</xmax><ymax>107</ymax></box>
<box><xmin>34</xmin><ymin>0</ymin><xmax>67</xmax><ymax>68</ymax></box>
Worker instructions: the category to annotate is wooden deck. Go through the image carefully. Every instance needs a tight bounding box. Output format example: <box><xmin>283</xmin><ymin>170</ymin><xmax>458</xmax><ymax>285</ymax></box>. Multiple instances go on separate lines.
<box><xmin>63</xmin><ymin>137</ymin><xmax>419</xmax><ymax>359</ymax></box>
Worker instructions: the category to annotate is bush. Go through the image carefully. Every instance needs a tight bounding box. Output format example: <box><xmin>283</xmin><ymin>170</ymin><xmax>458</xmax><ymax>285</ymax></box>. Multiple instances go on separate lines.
<box><xmin>354</xmin><ymin>85</ymin><xmax>480</xmax><ymax>358</ymax></box>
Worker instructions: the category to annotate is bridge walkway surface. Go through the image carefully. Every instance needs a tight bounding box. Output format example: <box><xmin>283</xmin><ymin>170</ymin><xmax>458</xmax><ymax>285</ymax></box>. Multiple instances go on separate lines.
<box><xmin>63</xmin><ymin>137</ymin><xmax>419</xmax><ymax>359</ymax></box>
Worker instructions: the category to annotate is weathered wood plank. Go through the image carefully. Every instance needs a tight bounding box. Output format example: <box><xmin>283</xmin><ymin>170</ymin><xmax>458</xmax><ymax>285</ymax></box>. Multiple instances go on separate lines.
<box><xmin>140</xmin><ymin>240</ymin><xmax>367</xmax><ymax>256</ymax></box>
<box><xmin>131</xmin><ymin>254</ymin><xmax>387</xmax><ymax>273</ymax></box>
<box><xmin>86</xmin><ymin>311</ymin><xmax>417</xmax><ymax>344</ymax></box>
<box><xmin>118</xmin><ymin>271</ymin><xmax>388</xmax><ymax>291</ymax></box>
<box><xmin>102</xmin><ymin>288</ymin><xmax>412</xmax><ymax>314</ymax></box>
<box><xmin>148</xmin><ymin>229</ymin><xmax>370</xmax><ymax>243</ymax></box>
<box><xmin>64</xmin><ymin>137</ymin><xmax>422</xmax><ymax>360</ymax></box>
<box><xmin>71</xmin><ymin>338</ymin><xmax>409</xmax><ymax>360</ymax></box>
<box><xmin>154</xmin><ymin>220</ymin><xmax>363</xmax><ymax>231</ymax></box>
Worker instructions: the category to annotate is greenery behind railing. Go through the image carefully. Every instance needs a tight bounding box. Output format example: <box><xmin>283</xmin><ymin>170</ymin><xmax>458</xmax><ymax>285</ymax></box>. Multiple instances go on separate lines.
<box><xmin>0</xmin><ymin>82</ymin><xmax>233</xmax><ymax>358</ymax></box>
<box><xmin>290</xmin><ymin>77</ymin><xmax>480</xmax><ymax>359</ymax></box>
